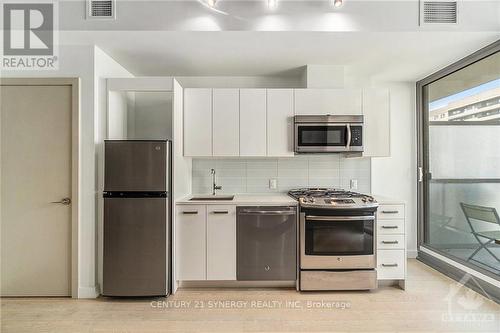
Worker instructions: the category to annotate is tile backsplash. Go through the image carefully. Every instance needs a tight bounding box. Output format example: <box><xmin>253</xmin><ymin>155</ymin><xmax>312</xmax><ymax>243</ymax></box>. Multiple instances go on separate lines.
<box><xmin>192</xmin><ymin>155</ymin><xmax>371</xmax><ymax>194</ymax></box>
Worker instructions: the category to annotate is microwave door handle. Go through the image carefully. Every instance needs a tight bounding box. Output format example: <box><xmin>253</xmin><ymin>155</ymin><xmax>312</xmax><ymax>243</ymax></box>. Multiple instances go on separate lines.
<box><xmin>346</xmin><ymin>123</ymin><xmax>351</xmax><ymax>150</ymax></box>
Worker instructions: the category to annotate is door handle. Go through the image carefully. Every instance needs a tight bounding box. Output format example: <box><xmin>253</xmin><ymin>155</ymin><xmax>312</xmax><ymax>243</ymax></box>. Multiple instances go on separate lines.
<box><xmin>381</xmin><ymin>240</ymin><xmax>399</xmax><ymax>244</ymax></box>
<box><xmin>182</xmin><ymin>211</ymin><xmax>198</xmax><ymax>215</ymax></box>
<box><xmin>382</xmin><ymin>263</ymin><xmax>398</xmax><ymax>267</ymax></box>
<box><xmin>212</xmin><ymin>210</ymin><xmax>229</xmax><ymax>214</ymax></box>
<box><xmin>51</xmin><ymin>197</ymin><xmax>71</xmax><ymax>205</ymax></box>
<box><xmin>381</xmin><ymin>210</ymin><xmax>399</xmax><ymax>214</ymax></box>
<box><xmin>381</xmin><ymin>225</ymin><xmax>398</xmax><ymax>229</ymax></box>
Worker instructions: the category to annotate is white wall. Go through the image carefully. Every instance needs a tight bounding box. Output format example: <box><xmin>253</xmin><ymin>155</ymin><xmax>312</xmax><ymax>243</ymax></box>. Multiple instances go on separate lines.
<box><xmin>94</xmin><ymin>47</ymin><xmax>134</xmax><ymax>293</ymax></box>
<box><xmin>2</xmin><ymin>45</ymin><xmax>101</xmax><ymax>297</ymax></box>
<box><xmin>130</xmin><ymin>92</ymin><xmax>173</xmax><ymax>140</ymax></box>
<box><xmin>175</xmin><ymin>76</ymin><xmax>304</xmax><ymax>88</ymax></box>
<box><xmin>371</xmin><ymin>82</ymin><xmax>417</xmax><ymax>258</ymax></box>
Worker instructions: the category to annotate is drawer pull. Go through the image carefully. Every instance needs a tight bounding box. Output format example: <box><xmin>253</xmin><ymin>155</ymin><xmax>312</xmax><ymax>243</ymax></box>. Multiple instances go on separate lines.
<box><xmin>381</xmin><ymin>225</ymin><xmax>398</xmax><ymax>229</ymax></box>
<box><xmin>382</xmin><ymin>263</ymin><xmax>398</xmax><ymax>267</ymax></box>
<box><xmin>381</xmin><ymin>210</ymin><xmax>399</xmax><ymax>214</ymax></box>
<box><xmin>212</xmin><ymin>210</ymin><xmax>229</xmax><ymax>214</ymax></box>
<box><xmin>382</xmin><ymin>240</ymin><xmax>399</xmax><ymax>244</ymax></box>
<box><xmin>182</xmin><ymin>211</ymin><xmax>198</xmax><ymax>215</ymax></box>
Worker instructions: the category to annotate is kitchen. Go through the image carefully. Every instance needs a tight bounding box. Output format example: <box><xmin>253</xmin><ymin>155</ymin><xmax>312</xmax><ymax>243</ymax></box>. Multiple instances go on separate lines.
<box><xmin>1</xmin><ymin>1</ymin><xmax>499</xmax><ymax>332</ymax></box>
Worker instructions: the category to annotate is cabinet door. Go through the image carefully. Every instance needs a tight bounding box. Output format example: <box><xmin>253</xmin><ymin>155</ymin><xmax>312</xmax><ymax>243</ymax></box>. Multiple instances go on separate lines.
<box><xmin>184</xmin><ymin>89</ymin><xmax>212</xmax><ymax>156</ymax></box>
<box><xmin>207</xmin><ymin>205</ymin><xmax>236</xmax><ymax>280</ymax></box>
<box><xmin>176</xmin><ymin>205</ymin><xmax>206</xmax><ymax>280</ymax></box>
<box><xmin>294</xmin><ymin>89</ymin><xmax>362</xmax><ymax>115</ymax></box>
<box><xmin>240</xmin><ymin>89</ymin><xmax>267</xmax><ymax>156</ymax></box>
<box><xmin>362</xmin><ymin>88</ymin><xmax>390</xmax><ymax>157</ymax></box>
<box><xmin>213</xmin><ymin>89</ymin><xmax>239</xmax><ymax>156</ymax></box>
<box><xmin>267</xmin><ymin>89</ymin><xmax>294</xmax><ymax>157</ymax></box>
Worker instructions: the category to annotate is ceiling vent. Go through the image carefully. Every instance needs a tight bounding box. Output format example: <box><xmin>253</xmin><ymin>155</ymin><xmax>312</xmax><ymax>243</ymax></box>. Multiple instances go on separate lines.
<box><xmin>420</xmin><ymin>1</ymin><xmax>458</xmax><ymax>25</ymax></box>
<box><xmin>87</xmin><ymin>0</ymin><xmax>115</xmax><ymax>19</ymax></box>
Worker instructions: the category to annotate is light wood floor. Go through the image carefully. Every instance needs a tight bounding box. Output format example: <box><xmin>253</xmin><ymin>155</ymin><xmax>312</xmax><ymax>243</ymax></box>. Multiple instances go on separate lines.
<box><xmin>1</xmin><ymin>260</ymin><xmax>499</xmax><ymax>333</ymax></box>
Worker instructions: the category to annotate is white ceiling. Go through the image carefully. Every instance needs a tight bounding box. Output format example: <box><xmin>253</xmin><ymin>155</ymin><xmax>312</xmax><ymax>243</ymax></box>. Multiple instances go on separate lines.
<box><xmin>63</xmin><ymin>31</ymin><xmax>499</xmax><ymax>81</ymax></box>
<box><xmin>58</xmin><ymin>0</ymin><xmax>499</xmax><ymax>81</ymax></box>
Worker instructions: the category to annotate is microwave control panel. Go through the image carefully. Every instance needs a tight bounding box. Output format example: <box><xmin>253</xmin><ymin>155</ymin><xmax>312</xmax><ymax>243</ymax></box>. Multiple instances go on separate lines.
<box><xmin>350</xmin><ymin>126</ymin><xmax>363</xmax><ymax>146</ymax></box>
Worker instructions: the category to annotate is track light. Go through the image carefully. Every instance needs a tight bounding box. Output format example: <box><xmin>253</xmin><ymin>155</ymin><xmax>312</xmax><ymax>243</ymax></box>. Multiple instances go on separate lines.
<box><xmin>207</xmin><ymin>0</ymin><xmax>217</xmax><ymax>8</ymax></box>
<box><xmin>332</xmin><ymin>0</ymin><xmax>343</xmax><ymax>8</ymax></box>
<box><xmin>268</xmin><ymin>0</ymin><xmax>277</xmax><ymax>10</ymax></box>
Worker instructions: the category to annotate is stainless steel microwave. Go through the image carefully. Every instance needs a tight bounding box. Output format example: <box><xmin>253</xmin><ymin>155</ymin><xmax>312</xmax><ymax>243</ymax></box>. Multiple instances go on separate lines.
<box><xmin>294</xmin><ymin>115</ymin><xmax>364</xmax><ymax>153</ymax></box>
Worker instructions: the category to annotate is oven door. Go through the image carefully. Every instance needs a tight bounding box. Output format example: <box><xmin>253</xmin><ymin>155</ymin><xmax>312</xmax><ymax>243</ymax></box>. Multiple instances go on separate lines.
<box><xmin>295</xmin><ymin>123</ymin><xmax>350</xmax><ymax>153</ymax></box>
<box><xmin>300</xmin><ymin>214</ymin><xmax>376</xmax><ymax>269</ymax></box>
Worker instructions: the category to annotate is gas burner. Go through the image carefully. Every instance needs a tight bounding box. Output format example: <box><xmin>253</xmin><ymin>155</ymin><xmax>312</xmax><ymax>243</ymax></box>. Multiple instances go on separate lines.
<box><xmin>288</xmin><ymin>187</ymin><xmax>377</xmax><ymax>209</ymax></box>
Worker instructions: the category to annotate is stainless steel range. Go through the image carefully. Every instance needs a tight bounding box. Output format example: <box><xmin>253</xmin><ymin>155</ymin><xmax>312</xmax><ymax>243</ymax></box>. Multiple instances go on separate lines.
<box><xmin>288</xmin><ymin>188</ymin><xmax>379</xmax><ymax>291</ymax></box>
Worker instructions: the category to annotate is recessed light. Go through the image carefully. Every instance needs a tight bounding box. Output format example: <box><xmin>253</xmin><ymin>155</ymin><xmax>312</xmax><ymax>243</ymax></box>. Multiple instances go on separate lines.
<box><xmin>268</xmin><ymin>0</ymin><xmax>277</xmax><ymax>10</ymax></box>
<box><xmin>207</xmin><ymin>0</ymin><xmax>217</xmax><ymax>8</ymax></box>
<box><xmin>332</xmin><ymin>0</ymin><xmax>343</xmax><ymax>8</ymax></box>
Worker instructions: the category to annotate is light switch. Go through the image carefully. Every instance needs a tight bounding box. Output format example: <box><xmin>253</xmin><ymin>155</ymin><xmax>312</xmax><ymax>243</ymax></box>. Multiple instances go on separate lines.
<box><xmin>269</xmin><ymin>179</ymin><xmax>277</xmax><ymax>190</ymax></box>
<box><xmin>350</xmin><ymin>179</ymin><xmax>358</xmax><ymax>190</ymax></box>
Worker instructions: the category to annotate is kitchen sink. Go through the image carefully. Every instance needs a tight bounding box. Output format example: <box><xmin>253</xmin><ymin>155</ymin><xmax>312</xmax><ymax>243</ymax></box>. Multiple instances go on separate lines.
<box><xmin>189</xmin><ymin>195</ymin><xmax>235</xmax><ymax>201</ymax></box>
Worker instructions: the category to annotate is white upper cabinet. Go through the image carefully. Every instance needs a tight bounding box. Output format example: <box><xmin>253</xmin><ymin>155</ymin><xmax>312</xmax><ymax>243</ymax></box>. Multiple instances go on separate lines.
<box><xmin>362</xmin><ymin>88</ymin><xmax>390</xmax><ymax>157</ymax></box>
<box><xmin>267</xmin><ymin>89</ymin><xmax>295</xmax><ymax>157</ymax></box>
<box><xmin>183</xmin><ymin>87</ymin><xmax>390</xmax><ymax>158</ymax></box>
<box><xmin>184</xmin><ymin>88</ymin><xmax>212</xmax><ymax>156</ymax></box>
<box><xmin>212</xmin><ymin>89</ymin><xmax>240</xmax><ymax>156</ymax></box>
<box><xmin>294</xmin><ymin>89</ymin><xmax>362</xmax><ymax>115</ymax></box>
<box><xmin>240</xmin><ymin>89</ymin><xmax>267</xmax><ymax>156</ymax></box>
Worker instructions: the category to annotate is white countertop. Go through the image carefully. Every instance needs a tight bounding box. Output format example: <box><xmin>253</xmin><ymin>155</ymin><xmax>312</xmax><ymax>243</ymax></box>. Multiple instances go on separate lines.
<box><xmin>176</xmin><ymin>193</ymin><xmax>298</xmax><ymax>206</ymax></box>
<box><xmin>177</xmin><ymin>193</ymin><xmax>403</xmax><ymax>206</ymax></box>
<box><xmin>371</xmin><ymin>194</ymin><xmax>406</xmax><ymax>205</ymax></box>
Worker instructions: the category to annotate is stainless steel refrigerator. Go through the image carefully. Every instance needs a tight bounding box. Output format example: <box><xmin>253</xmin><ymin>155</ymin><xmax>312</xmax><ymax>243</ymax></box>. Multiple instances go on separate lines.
<box><xmin>103</xmin><ymin>140</ymin><xmax>171</xmax><ymax>297</ymax></box>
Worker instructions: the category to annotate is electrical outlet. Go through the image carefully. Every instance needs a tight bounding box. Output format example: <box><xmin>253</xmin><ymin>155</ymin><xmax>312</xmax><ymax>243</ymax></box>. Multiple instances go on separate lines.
<box><xmin>350</xmin><ymin>179</ymin><xmax>358</xmax><ymax>190</ymax></box>
<box><xmin>269</xmin><ymin>179</ymin><xmax>277</xmax><ymax>190</ymax></box>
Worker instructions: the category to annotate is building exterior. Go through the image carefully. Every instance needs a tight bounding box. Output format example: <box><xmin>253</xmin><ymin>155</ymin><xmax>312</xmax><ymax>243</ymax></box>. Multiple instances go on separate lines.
<box><xmin>429</xmin><ymin>86</ymin><xmax>500</xmax><ymax>122</ymax></box>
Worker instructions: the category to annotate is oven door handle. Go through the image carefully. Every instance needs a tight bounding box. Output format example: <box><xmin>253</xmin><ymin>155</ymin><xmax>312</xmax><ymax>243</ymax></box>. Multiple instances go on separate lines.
<box><xmin>305</xmin><ymin>215</ymin><xmax>375</xmax><ymax>222</ymax></box>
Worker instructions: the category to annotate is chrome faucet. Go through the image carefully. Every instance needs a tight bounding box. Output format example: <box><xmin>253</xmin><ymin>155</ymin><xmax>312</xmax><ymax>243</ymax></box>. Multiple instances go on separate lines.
<box><xmin>210</xmin><ymin>168</ymin><xmax>222</xmax><ymax>195</ymax></box>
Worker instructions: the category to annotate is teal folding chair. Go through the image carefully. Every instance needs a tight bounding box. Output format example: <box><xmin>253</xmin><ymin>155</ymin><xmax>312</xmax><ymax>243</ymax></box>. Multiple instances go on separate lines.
<box><xmin>460</xmin><ymin>203</ymin><xmax>500</xmax><ymax>270</ymax></box>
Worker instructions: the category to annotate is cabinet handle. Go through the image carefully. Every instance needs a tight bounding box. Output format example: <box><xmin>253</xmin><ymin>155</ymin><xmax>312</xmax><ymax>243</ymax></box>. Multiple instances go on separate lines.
<box><xmin>382</xmin><ymin>240</ymin><xmax>399</xmax><ymax>244</ymax></box>
<box><xmin>381</xmin><ymin>210</ymin><xmax>399</xmax><ymax>214</ymax></box>
<box><xmin>382</xmin><ymin>263</ymin><xmax>398</xmax><ymax>267</ymax></box>
<box><xmin>381</xmin><ymin>225</ymin><xmax>398</xmax><ymax>229</ymax></box>
<box><xmin>182</xmin><ymin>211</ymin><xmax>198</xmax><ymax>215</ymax></box>
<box><xmin>212</xmin><ymin>210</ymin><xmax>229</xmax><ymax>214</ymax></box>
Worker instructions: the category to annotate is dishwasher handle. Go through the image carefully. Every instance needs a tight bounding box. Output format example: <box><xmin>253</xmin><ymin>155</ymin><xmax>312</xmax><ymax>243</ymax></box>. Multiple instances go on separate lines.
<box><xmin>238</xmin><ymin>209</ymin><xmax>296</xmax><ymax>216</ymax></box>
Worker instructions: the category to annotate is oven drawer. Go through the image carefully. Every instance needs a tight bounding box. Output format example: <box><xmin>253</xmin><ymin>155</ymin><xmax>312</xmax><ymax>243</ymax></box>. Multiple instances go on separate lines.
<box><xmin>377</xmin><ymin>250</ymin><xmax>405</xmax><ymax>280</ymax></box>
<box><xmin>377</xmin><ymin>235</ymin><xmax>404</xmax><ymax>249</ymax></box>
<box><xmin>300</xmin><ymin>270</ymin><xmax>377</xmax><ymax>291</ymax></box>
<box><xmin>377</xmin><ymin>219</ymin><xmax>405</xmax><ymax>235</ymax></box>
<box><xmin>377</xmin><ymin>205</ymin><xmax>405</xmax><ymax>219</ymax></box>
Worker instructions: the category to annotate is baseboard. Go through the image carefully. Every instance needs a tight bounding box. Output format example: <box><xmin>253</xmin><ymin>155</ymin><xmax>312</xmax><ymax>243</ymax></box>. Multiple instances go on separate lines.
<box><xmin>407</xmin><ymin>250</ymin><xmax>418</xmax><ymax>259</ymax></box>
<box><xmin>78</xmin><ymin>286</ymin><xmax>99</xmax><ymax>299</ymax></box>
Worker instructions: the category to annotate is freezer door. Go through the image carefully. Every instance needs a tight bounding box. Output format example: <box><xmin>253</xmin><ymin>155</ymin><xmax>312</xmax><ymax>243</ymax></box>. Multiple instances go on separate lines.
<box><xmin>103</xmin><ymin>197</ymin><xmax>168</xmax><ymax>296</ymax></box>
<box><xmin>104</xmin><ymin>141</ymin><xmax>167</xmax><ymax>192</ymax></box>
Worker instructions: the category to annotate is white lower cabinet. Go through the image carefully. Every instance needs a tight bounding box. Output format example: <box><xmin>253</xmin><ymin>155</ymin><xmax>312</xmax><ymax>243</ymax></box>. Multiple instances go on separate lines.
<box><xmin>377</xmin><ymin>250</ymin><xmax>405</xmax><ymax>280</ymax></box>
<box><xmin>176</xmin><ymin>204</ymin><xmax>236</xmax><ymax>281</ymax></box>
<box><xmin>176</xmin><ymin>205</ymin><xmax>206</xmax><ymax>280</ymax></box>
<box><xmin>376</xmin><ymin>201</ymin><xmax>406</xmax><ymax>289</ymax></box>
<box><xmin>207</xmin><ymin>205</ymin><xmax>236</xmax><ymax>280</ymax></box>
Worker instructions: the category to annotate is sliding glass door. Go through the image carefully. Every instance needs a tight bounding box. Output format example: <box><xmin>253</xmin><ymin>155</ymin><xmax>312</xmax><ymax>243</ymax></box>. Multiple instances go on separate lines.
<box><xmin>417</xmin><ymin>41</ymin><xmax>500</xmax><ymax>283</ymax></box>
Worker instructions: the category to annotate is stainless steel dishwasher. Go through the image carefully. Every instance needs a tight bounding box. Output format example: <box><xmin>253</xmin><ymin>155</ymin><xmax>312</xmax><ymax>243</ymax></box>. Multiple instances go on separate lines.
<box><xmin>237</xmin><ymin>206</ymin><xmax>297</xmax><ymax>281</ymax></box>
